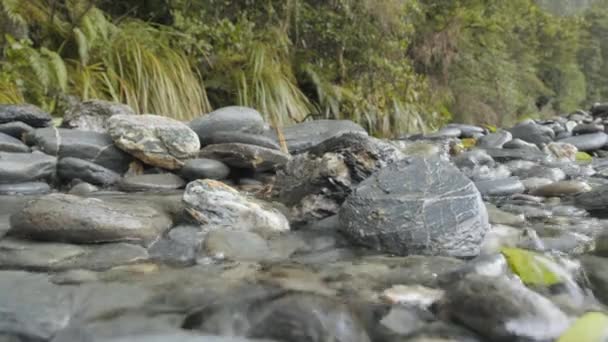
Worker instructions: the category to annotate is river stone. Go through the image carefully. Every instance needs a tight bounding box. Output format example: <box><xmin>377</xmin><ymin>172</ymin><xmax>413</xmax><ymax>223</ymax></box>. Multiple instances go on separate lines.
<box><xmin>108</xmin><ymin>114</ymin><xmax>200</xmax><ymax>170</ymax></box>
<box><xmin>476</xmin><ymin>130</ymin><xmax>512</xmax><ymax>148</ymax></box>
<box><xmin>483</xmin><ymin>147</ymin><xmax>547</xmax><ymax>162</ymax></box>
<box><xmin>438</xmin><ymin>274</ymin><xmax>570</xmax><ymax>341</ymax></box>
<box><xmin>575</xmin><ymin>184</ymin><xmax>608</xmax><ymax>211</ymax></box>
<box><xmin>0</xmin><ymin>121</ymin><xmax>33</xmax><ymax>139</ymax></box>
<box><xmin>0</xmin><ymin>151</ymin><xmax>56</xmax><ymax>184</ymax></box>
<box><xmin>513</xmin><ymin>165</ymin><xmax>566</xmax><ymax>182</ymax></box>
<box><xmin>558</xmin><ymin>132</ymin><xmax>608</xmax><ymax>151</ymax></box>
<box><xmin>339</xmin><ymin>157</ymin><xmax>489</xmax><ymax>257</ymax></box>
<box><xmin>573</xmin><ymin>123</ymin><xmax>604</xmax><ymax>135</ymax></box>
<box><xmin>446</xmin><ymin>123</ymin><xmax>486</xmax><ymax>138</ymax></box>
<box><xmin>503</xmin><ymin>138</ymin><xmax>540</xmax><ymax>150</ymax></box>
<box><xmin>280</xmin><ymin>119</ymin><xmax>367</xmax><ymax>154</ymax></box>
<box><xmin>183</xmin><ymin>179</ymin><xmax>289</xmax><ymax>236</ymax></box>
<box><xmin>62</xmin><ymin>100</ymin><xmax>135</xmax><ymax>132</ymax></box>
<box><xmin>203</xmin><ymin>230</ymin><xmax>272</xmax><ymax>261</ymax></box>
<box><xmin>485</xmin><ymin>203</ymin><xmax>525</xmax><ymax>226</ymax></box>
<box><xmin>69</xmin><ymin>182</ymin><xmax>99</xmax><ymax>195</ymax></box>
<box><xmin>0</xmin><ymin>104</ymin><xmax>52</xmax><ymax>127</ymax></box>
<box><xmin>591</xmin><ymin>102</ymin><xmax>608</xmax><ymax>118</ymax></box>
<box><xmin>544</xmin><ymin>142</ymin><xmax>578</xmax><ymax>161</ymax></box>
<box><xmin>509</xmin><ymin>122</ymin><xmax>555</xmax><ymax>146</ymax></box>
<box><xmin>58</xmin><ymin>157</ymin><xmax>121</xmax><ymax>186</ymax></box>
<box><xmin>206</xmin><ymin>132</ymin><xmax>280</xmax><ymax>150</ymax></box>
<box><xmin>581</xmin><ymin>256</ymin><xmax>608</xmax><ymax>305</ymax></box>
<box><xmin>453</xmin><ymin>149</ymin><xmax>495</xmax><ymax>168</ymax></box>
<box><xmin>277</xmin><ymin>133</ymin><xmax>404</xmax><ymax>223</ymax></box>
<box><xmin>522</xmin><ymin>177</ymin><xmax>554</xmax><ymax>192</ymax></box>
<box><xmin>199</xmin><ymin>143</ymin><xmax>289</xmax><ymax>172</ymax></box>
<box><xmin>180</xmin><ymin>158</ymin><xmax>231</xmax><ymax>181</ymax></box>
<box><xmin>425</xmin><ymin>127</ymin><xmax>461</xmax><ymax>139</ymax></box>
<box><xmin>26</xmin><ymin>127</ymin><xmax>132</xmax><ymax>173</ymax></box>
<box><xmin>0</xmin><ymin>182</ymin><xmax>51</xmax><ymax>195</ymax></box>
<box><xmin>190</xmin><ymin>106</ymin><xmax>265</xmax><ymax>145</ymax></box>
<box><xmin>474</xmin><ymin>177</ymin><xmax>525</xmax><ymax>197</ymax></box>
<box><xmin>9</xmin><ymin>193</ymin><xmax>173</xmax><ymax>246</ymax></box>
<box><xmin>531</xmin><ymin>180</ymin><xmax>592</xmax><ymax>197</ymax></box>
<box><xmin>119</xmin><ymin>173</ymin><xmax>186</xmax><ymax>192</ymax></box>
<box><xmin>148</xmin><ymin>225</ymin><xmax>204</xmax><ymax>266</ymax></box>
<box><xmin>0</xmin><ymin>132</ymin><xmax>29</xmax><ymax>152</ymax></box>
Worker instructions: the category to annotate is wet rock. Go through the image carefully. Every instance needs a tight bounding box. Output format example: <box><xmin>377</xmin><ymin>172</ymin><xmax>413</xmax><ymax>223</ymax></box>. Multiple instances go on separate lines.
<box><xmin>512</xmin><ymin>165</ymin><xmax>566</xmax><ymax>182</ymax></box>
<box><xmin>479</xmin><ymin>224</ymin><xmax>524</xmax><ymax>254</ymax></box>
<box><xmin>148</xmin><ymin>225</ymin><xmax>204</xmax><ymax>265</ymax></box>
<box><xmin>544</xmin><ymin>142</ymin><xmax>578</xmax><ymax>161</ymax></box>
<box><xmin>474</xmin><ymin>177</ymin><xmax>525</xmax><ymax>197</ymax></box>
<box><xmin>199</xmin><ymin>143</ymin><xmax>289</xmax><ymax>172</ymax></box>
<box><xmin>280</xmin><ymin>119</ymin><xmax>367</xmax><ymax>154</ymax></box>
<box><xmin>0</xmin><ymin>182</ymin><xmax>51</xmax><ymax>195</ymax></box>
<box><xmin>183</xmin><ymin>179</ymin><xmax>289</xmax><ymax>236</ymax></box>
<box><xmin>277</xmin><ymin>133</ymin><xmax>404</xmax><ymax>223</ymax></box>
<box><xmin>69</xmin><ymin>182</ymin><xmax>99</xmax><ymax>195</ymax></box>
<box><xmin>339</xmin><ymin>157</ymin><xmax>489</xmax><ymax>257</ymax></box>
<box><xmin>402</xmin><ymin>322</ymin><xmax>481</xmax><ymax>342</ymax></box>
<box><xmin>509</xmin><ymin>122</ymin><xmax>555</xmax><ymax>146</ymax></box>
<box><xmin>476</xmin><ymin>130</ymin><xmax>512</xmax><ymax>148</ymax></box>
<box><xmin>485</xmin><ymin>203</ymin><xmax>525</xmax><ymax>226</ymax></box>
<box><xmin>591</xmin><ymin>102</ymin><xmax>608</xmax><ymax>118</ymax></box>
<box><xmin>464</xmin><ymin>164</ymin><xmax>511</xmax><ymax>181</ymax></box>
<box><xmin>499</xmin><ymin>204</ymin><xmax>552</xmax><ymax>220</ymax></box>
<box><xmin>531</xmin><ymin>180</ymin><xmax>592</xmax><ymax>197</ymax></box>
<box><xmin>190</xmin><ymin>106</ymin><xmax>265</xmax><ymax>145</ymax></box>
<box><xmin>179</xmin><ymin>158</ymin><xmax>231</xmax><ymax>181</ymax></box>
<box><xmin>203</xmin><ymin>230</ymin><xmax>272</xmax><ymax>262</ymax></box>
<box><xmin>575</xmin><ymin>184</ymin><xmax>608</xmax><ymax>211</ymax></box>
<box><xmin>0</xmin><ymin>132</ymin><xmax>29</xmax><ymax>152</ymax></box>
<box><xmin>58</xmin><ymin>157</ymin><xmax>121</xmax><ymax>186</ymax></box>
<box><xmin>0</xmin><ymin>151</ymin><xmax>56</xmax><ymax>184</ymax></box>
<box><xmin>108</xmin><ymin>114</ymin><xmax>200</xmax><ymax>170</ymax></box>
<box><xmin>483</xmin><ymin>147</ymin><xmax>547</xmax><ymax>162</ymax></box>
<box><xmin>381</xmin><ymin>284</ymin><xmax>444</xmax><ymax>307</ymax></box>
<box><xmin>521</xmin><ymin>177</ymin><xmax>554</xmax><ymax>193</ymax></box>
<box><xmin>62</xmin><ymin>100</ymin><xmax>135</xmax><ymax>132</ymax></box>
<box><xmin>119</xmin><ymin>173</ymin><xmax>186</xmax><ymax>192</ymax></box>
<box><xmin>0</xmin><ymin>121</ymin><xmax>34</xmax><ymax>139</ymax></box>
<box><xmin>426</xmin><ymin>127</ymin><xmax>461</xmax><ymax>139</ymax></box>
<box><xmin>206</xmin><ymin>132</ymin><xmax>280</xmax><ymax>150</ymax></box>
<box><xmin>580</xmin><ymin>256</ymin><xmax>608</xmax><ymax>305</ymax></box>
<box><xmin>573</xmin><ymin>123</ymin><xmax>604</xmax><ymax>135</ymax></box>
<box><xmin>0</xmin><ymin>104</ymin><xmax>52</xmax><ymax>127</ymax></box>
<box><xmin>438</xmin><ymin>274</ymin><xmax>570</xmax><ymax>341</ymax></box>
<box><xmin>503</xmin><ymin>138</ymin><xmax>540</xmax><ymax>150</ymax></box>
<box><xmin>453</xmin><ymin>149</ymin><xmax>494</xmax><ymax>169</ymax></box>
<box><xmin>558</xmin><ymin>132</ymin><xmax>608</xmax><ymax>151</ymax></box>
<box><xmin>26</xmin><ymin>127</ymin><xmax>132</xmax><ymax>173</ymax></box>
<box><xmin>9</xmin><ymin>193</ymin><xmax>172</xmax><ymax>245</ymax></box>
<box><xmin>445</xmin><ymin>123</ymin><xmax>486</xmax><ymax>138</ymax></box>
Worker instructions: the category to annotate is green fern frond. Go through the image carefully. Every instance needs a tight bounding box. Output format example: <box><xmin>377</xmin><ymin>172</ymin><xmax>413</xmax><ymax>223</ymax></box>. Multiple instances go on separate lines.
<box><xmin>41</xmin><ymin>47</ymin><xmax>68</xmax><ymax>92</ymax></box>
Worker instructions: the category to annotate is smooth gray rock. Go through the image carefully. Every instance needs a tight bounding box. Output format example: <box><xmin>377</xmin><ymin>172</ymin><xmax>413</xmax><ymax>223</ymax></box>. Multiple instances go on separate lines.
<box><xmin>544</xmin><ymin>142</ymin><xmax>578</xmax><ymax>161</ymax></box>
<box><xmin>500</xmin><ymin>204</ymin><xmax>552</xmax><ymax>220</ymax></box>
<box><xmin>26</xmin><ymin>127</ymin><xmax>132</xmax><ymax>173</ymax></box>
<box><xmin>483</xmin><ymin>148</ymin><xmax>547</xmax><ymax>162</ymax></box>
<box><xmin>0</xmin><ymin>151</ymin><xmax>56</xmax><ymax>184</ymax></box>
<box><xmin>148</xmin><ymin>225</ymin><xmax>204</xmax><ymax>265</ymax></box>
<box><xmin>0</xmin><ymin>121</ymin><xmax>33</xmax><ymax>139</ymax></box>
<box><xmin>180</xmin><ymin>158</ymin><xmax>231</xmax><ymax>181</ymax></box>
<box><xmin>0</xmin><ymin>182</ymin><xmax>50</xmax><ymax>195</ymax></box>
<box><xmin>183</xmin><ymin>179</ymin><xmax>289</xmax><ymax>236</ymax></box>
<box><xmin>203</xmin><ymin>230</ymin><xmax>271</xmax><ymax>261</ymax></box>
<box><xmin>119</xmin><ymin>173</ymin><xmax>186</xmax><ymax>192</ymax></box>
<box><xmin>522</xmin><ymin>177</ymin><xmax>554</xmax><ymax>192</ymax></box>
<box><xmin>474</xmin><ymin>177</ymin><xmax>525</xmax><ymax>196</ymax></box>
<box><xmin>206</xmin><ymin>132</ymin><xmax>280</xmax><ymax>150</ymax></box>
<box><xmin>591</xmin><ymin>102</ymin><xmax>608</xmax><ymax>118</ymax></box>
<box><xmin>476</xmin><ymin>130</ymin><xmax>512</xmax><ymax>148</ymax></box>
<box><xmin>576</xmin><ymin>184</ymin><xmax>608</xmax><ymax>211</ymax></box>
<box><xmin>339</xmin><ymin>157</ymin><xmax>489</xmax><ymax>257</ymax></box>
<box><xmin>0</xmin><ymin>104</ymin><xmax>52</xmax><ymax>127</ymax></box>
<box><xmin>9</xmin><ymin>193</ymin><xmax>172</xmax><ymax>246</ymax></box>
<box><xmin>509</xmin><ymin>122</ymin><xmax>555</xmax><ymax>146</ymax></box>
<box><xmin>503</xmin><ymin>138</ymin><xmax>540</xmax><ymax>150</ymax></box>
<box><xmin>446</xmin><ymin>123</ymin><xmax>486</xmax><ymax>137</ymax></box>
<box><xmin>108</xmin><ymin>114</ymin><xmax>200</xmax><ymax>170</ymax></box>
<box><xmin>425</xmin><ymin>127</ymin><xmax>461</xmax><ymax>139</ymax></box>
<box><xmin>581</xmin><ymin>256</ymin><xmax>608</xmax><ymax>305</ymax></box>
<box><xmin>512</xmin><ymin>165</ymin><xmax>566</xmax><ymax>182</ymax></box>
<box><xmin>69</xmin><ymin>182</ymin><xmax>99</xmax><ymax>195</ymax></box>
<box><xmin>531</xmin><ymin>180</ymin><xmax>591</xmax><ymax>197</ymax></box>
<box><xmin>573</xmin><ymin>123</ymin><xmax>604</xmax><ymax>135</ymax></box>
<box><xmin>453</xmin><ymin>149</ymin><xmax>494</xmax><ymax>168</ymax></box>
<box><xmin>58</xmin><ymin>157</ymin><xmax>121</xmax><ymax>186</ymax></box>
<box><xmin>190</xmin><ymin>106</ymin><xmax>265</xmax><ymax>146</ymax></box>
<box><xmin>438</xmin><ymin>275</ymin><xmax>570</xmax><ymax>341</ymax></box>
<box><xmin>62</xmin><ymin>100</ymin><xmax>135</xmax><ymax>132</ymax></box>
<box><xmin>277</xmin><ymin>133</ymin><xmax>404</xmax><ymax>223</ymax></box>
<box><xmin>280</xmin><ymin>120</ymin><xmax>367</xmax><ymax>154</ymax></box>
<box><xmin>558</xmin><ymin>132</ymin><xmax>608</xmax><ymax>151</ymax></box>
<box><xmin>0</xmin><ymin>132</ymin><xmax>29</xmax><ymax>152</ymax></box>
<box><xmin>485</xmin><ymin>203</ymin><xmax>525</xmax><ymax>226</ymax></box>
<box><xmin>199</xmin><ymin>143</ymin><xmax>290</xmax><ymax>172</ymax></box>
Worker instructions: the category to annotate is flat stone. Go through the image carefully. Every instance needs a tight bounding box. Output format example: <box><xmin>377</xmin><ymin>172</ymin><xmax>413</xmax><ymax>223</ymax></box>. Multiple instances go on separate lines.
<box><xmin>445</xmin><ymin>123</ymin><xmax>486</xmax><ymax>137</ymax></box>
<box><xmin>58</xmin><ymin>157</ymin><xmax>121</xmax><ymax>186</ymax></box>
<box><xmin>199</xmin><ymin>143</ymin><xmax>290</xmax><ymax>172</ymax></box>
<box><xmin>0</xmin><ymin>132</ymin><xmax>29</xmax><ymax>152</ymax></box>
<box><xmin>280</xmin><ymin>119</ymin><xmax>367</xmax><ymax>154</ymax></box>
<box><xmin>26</xmin><ymin>127</ymin><xmax>132</xmax><ymax>173</ymax></box>
<box><xmin>119</xmin><ymin>173</ymin><xmax>186</xmax><ymax>192</ymax></box>
<box><xmin>203</xmin><ymin>230</ymin><xmax>272</xmax><ymax>261</ymax></box>
<box><xmin>183</xmin><ymin>179</ymin><xmax>289</xmax><ymax>236</ymax></box>
<box><xmin>522</xmin><ymin>177</ymin><xmax>554</xmax><ymax>192</ymax></box>
<box><xmin>474</xmin><ymin>177</ymin><xmax>525</xmax><ymax>197</ymax></box>
<box><xmin>339</xmin><ymin>157</ymin><xmax>489</xmax><ymax>257</ymax></box>
<box><xmin>0</xmin><ymin>151</ymin><xmax>56</xmax><ymax>184</ymax></box>
<box><xmin>453</xmin><ymin>149</ymin><xmax>495</xmax><ymax>168</ymax></box>
<box><xmin>68</xmin><ymin>182</ymin><xmax>99</xmax><ymax>195</ymax></box>
<box><xmin>575</xmin><ymin>184</ymin><xmax>608</xmax><ymax>211</ymax></box>
<box><xmin>148</xmin><ymin>225</ymin><xmax>204</xmax><ymax>266</ymax></box>
<box><xmin>0</xmin><ymin>182</ymin><xmax>51</xmax><ymax>195</ymax></box>
<box><xmin>573</xmin><ymin>123</ymin><xmax>604</xmax><ymax>135</ymax></box>
<box><xmin>425</xmin><ymin>127</ymin><xmax>461</xmax><ymax>139</ymax></box>
<box><xmin>62</xmin><ymin>100</ymin><xmax>135</xmax><ymax>132</ymax></box>
<box><xmin>580</xmin><ymin>256</ymin><xmax>608</xmax><ymax>305</ymax></box>
<box><xmin>190</xmin><ymin>106</ymin><xmax>265</xmax><ymax>146</ymax></box>
<box><xmin>544</xmin><ymin>142</ymin><xmax>578</xmax><ymax>161</ymax></box>
<box><xmin>0</xmin><ymin>104</ymin><xmax>52</xmax><ymax>127</ymax></box>
<box><xmin>558</xmin><ymin>132</ymin><xmax>608</xmax><ymax>151</ymax></box>
<box><xmin>483</xmin><ymin>148</ymin><xmax>547</xmax><ymax>162</ymax></box>
<box><xmin>503</xmin><ymin>138</ymin><xmax>540</xmax><ymax>150</ymax></box>
<box><xmin>512</xmin><ymin>165</ymin><xmax>566</xmax><ymax>182</ymax></box>
<box><xmin>485</xmin><ymin>203</ymin><xmax>525</xmax><ymax>226</ymax></box>
<box><xmin>108</xmin><ymin>114</ymin><xmax>200</xmax><ymax>170</ymax></box>
<box><xmin>0</xmin><ymin>121</ymin><xmax>34</xmax><ymax>139</ymax></box>
<box><xmin>531</xmin><ymin>180</ymin><xmax>592</xmax><ymax>197</ymax></box>
<box><xmin>206</xmin><ymin>132</ymin><xmax>280</xmax><ymax>150</ymax></box>
<box><xmin>9</xmin><ymin>193</ymin><xmax>173</xmax><ymax>246</ymax></box>
<box><xmin>509</xmin><ymin>122</ymin><xmax>555</xmax><ymax>146</ymax></box>
<box><xmin>477</xmin><ymin>130</ymin><xmax>512</xmax><ymax>148</ymax></box>
<box><xmin>179</xmin><ymin>158</ymin><xmax>231</xmax><ymax>181</ymax></box>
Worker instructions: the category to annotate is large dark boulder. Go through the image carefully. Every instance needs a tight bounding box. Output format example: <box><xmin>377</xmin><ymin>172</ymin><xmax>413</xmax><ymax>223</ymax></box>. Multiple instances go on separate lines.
<box><xmin>0</xmin><ymin>151</ymin><xmax>56</xmax><ymax>184</ymax></box>
<box><xmin>0</xmin><ymin>104</ymin><xmax>52</xmax><ymax>127</ymax></box>
<box><xmin>339</xmin><ymin>156</ymin><xmax>489</xmax><ymax>257</ymax></box>
<box><xmin>190</xmin><ymin>106</ymin><xmax>265</xmax><ymax>146</ymax></box>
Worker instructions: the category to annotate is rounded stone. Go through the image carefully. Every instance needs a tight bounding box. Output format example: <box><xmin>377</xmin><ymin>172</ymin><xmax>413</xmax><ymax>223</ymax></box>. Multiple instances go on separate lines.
<box><xmin>0</xmin><ymin>121</ymin><xmax>34</xmax><ymax>139</ymax></box>
<box><xmin>509</xmin><ymin>122</ymin><xmax>555</xmax><ymax>146</ymax></box>
<box><xmin>206</xmin><ymin>132</ymin><xmax>280</xmax><ymax>150</ymax></box>
<box><xmin>477</xmin><ymin>130</ymin><xmax>512</xmax><ymax>148</ymax></box>
<box><xmin>61</xmin><ymin>100</ymin><xmax>135</xmax><ymax>132</ymax></box>
<box><xmin>558</xmin><ymin>132</ymin><xmax>608</xmax><ymax>151</ymax></box>
<box><xmin>0</xmin><ymin>132</ymin><xmax>29</xmax><ymax>152</ymax></box>
<box><xmin>0</xmin><ymin>182</ymin><xmax>51</xmax><ymax>195</ymax></box>
<box><xmin>57</xmin><ymin>157</ymin><xmax>121</xmax><ymax>186</ymax></box>
<box><xmin>108</xmin><ymin>114</ymin><xmax>200</xmax><ymax>170</ymax></box>
<box><xmin>118</xmin><ymin>173</ymin><xmax>186</xmax><ymax>192</ymax></box>
<box><xmin>198</xmin><ymin>143</ymin><xmax>290</xmax><ymax>172</ymax></box>
<box><xmin>279</xmin><ymin>119</ymin><xmax>367</xmax><ymax>154</ymax></box>
<box><xmin>179</xmin><ymin>158</ymin><xmax>231</xmax><ymax>181</ymax></box>
<box><xmin>0</xmin><ymin>151</ymin><xmax>56</xmax><ymax>184</ymax></box>
<box><xmin>339</xmin><ymin>157</ymin><xmax>489</xmax><ymax>257</ymax></box>
<box><xmin>0</xmin><ymin>104</ymin><xmax>52</xmax><ymax>127</ymax></box>
<box><xmin>189</xmin><ymin>106</ymin><xmax>265</xmax><ymax>146</ymax></box>
<box><xmin>531</xmin><ymin>180</ymin><xmax>592</xmax><ymax>197</ymax></box>
<box><xmin>474</xmin><ymin>177</ymin><xmax>525</xmax><ymax>197</ymax></box>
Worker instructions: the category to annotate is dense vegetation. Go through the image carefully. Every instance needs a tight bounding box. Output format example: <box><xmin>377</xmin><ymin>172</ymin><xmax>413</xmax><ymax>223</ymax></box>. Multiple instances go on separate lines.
<box><xmin>1</xmin><ymin>0</ymin><xmax>608</xmax><ymax>136</ymax></box>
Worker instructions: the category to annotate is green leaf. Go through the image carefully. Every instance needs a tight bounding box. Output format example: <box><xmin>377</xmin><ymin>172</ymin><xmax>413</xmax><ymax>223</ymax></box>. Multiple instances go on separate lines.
<box><xmin>501</xmin><ymin>248</ymin><xmax>562</xmax><ymax>286</ymax></box>
<box><xmin>557</xmin><ymin>312</ymin><xmax>608</xmax><ymax>342</ymax></box>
